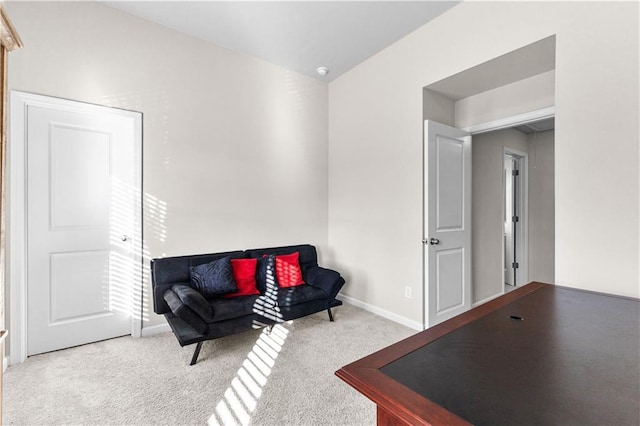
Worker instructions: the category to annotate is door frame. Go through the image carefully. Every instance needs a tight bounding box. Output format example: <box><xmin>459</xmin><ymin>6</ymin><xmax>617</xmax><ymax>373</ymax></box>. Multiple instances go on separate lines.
<box><xmin>503</xmin><ymin>148</ymin><xmax>529</xmax><ymax>290</ymax></box>
<box><xmin>467</xmin><ymin>106</ymin><xmax>553</xmax><ymax>308</ymax></box>
<box><xmin>462</xmin><ymin>106</ymin><xmax>555</xmax><ymax>135</ymax></box>
<box><xmin>8</xmin><ymin>91</ymin><xmax>143</xmax><ymax>364</ymax></box>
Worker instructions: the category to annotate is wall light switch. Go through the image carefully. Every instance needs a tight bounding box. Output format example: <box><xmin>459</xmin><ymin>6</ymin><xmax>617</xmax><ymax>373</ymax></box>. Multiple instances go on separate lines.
<box><xmin>405</xmin><ymin>286</ymin><xmax>412</xmax><ymax>299</ymax></box>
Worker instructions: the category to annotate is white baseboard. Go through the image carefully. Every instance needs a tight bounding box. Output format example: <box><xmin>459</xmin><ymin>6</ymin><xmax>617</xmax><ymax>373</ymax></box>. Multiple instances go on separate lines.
<box><xmin>141</xmin><ymin>323</ymin><xmax>171</xmax><ymax>337</ymax></box>
<box><xmin>338</xmin><ymin>293</ymin><xmax>423</xmax><ymax>331</ymax></box>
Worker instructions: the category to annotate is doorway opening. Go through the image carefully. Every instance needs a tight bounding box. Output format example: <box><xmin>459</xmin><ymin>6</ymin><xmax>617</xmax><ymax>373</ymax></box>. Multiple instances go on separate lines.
<box><xmin>421</xmin><ymin>35</ymin><xmax>556</xmax><ymax>327</ymax></box>
<box><xmin>472</xmin><ymin>117</ymin><xmax>555</xmax><ymax>303</ymax></box>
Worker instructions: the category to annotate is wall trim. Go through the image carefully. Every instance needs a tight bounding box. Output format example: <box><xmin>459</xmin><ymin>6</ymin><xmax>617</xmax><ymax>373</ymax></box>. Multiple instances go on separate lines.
<box><xmin>9</xmin><ymin>90</ymin><xmax>29</xmax><ymax>365</ymax></box>
<box><xmin>141</xmin><ymin>323</ymin><xmax>170</xmax><ymax>337</ymax></box>
<box><xmin>339</xmin><ymin>294</ymin><xmax>423</xmax><ymax>331</ymax></box>
<box><xmin>462</xmin><ymin>106</ymin><xmax>555</xmax><ymax>135</ymax></box>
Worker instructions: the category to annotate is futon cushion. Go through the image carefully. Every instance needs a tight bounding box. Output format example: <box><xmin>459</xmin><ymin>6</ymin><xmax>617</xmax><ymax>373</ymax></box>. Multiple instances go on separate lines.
<box><xmin>223</xmin><ymin>258</ymin><xmax>260</xmax><ymax>298</ymax></box>
<box><xmin>163</xmin><ymin>289</ymin><xmax>208</xmax><ymax>334</ymax></box>
<box><xmin>275</xmin><ymin>252</ymin><xmax>305</xmax><ymax>288</ymax></box>
<box><xmin>190</xmin><ymin>256</ymin><xmax>237</xmax><ymax>298</ymax></box>
<box><xmin>171</xmin><ymin>284</ymin><xmax>214</xmax><ymax>322</ymax></box>
<box><xmin>208</xmin><ymin>295</ymin><xmax>261</xmax><ymax>323</ymax></box>
<box><xmin>277</xmin><ymin>284</ymin><xmax>327</xmax><ymax>306</ymax></box>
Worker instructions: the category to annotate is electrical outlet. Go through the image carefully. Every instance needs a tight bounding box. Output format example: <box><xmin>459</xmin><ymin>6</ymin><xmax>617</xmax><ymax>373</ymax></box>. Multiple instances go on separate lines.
<box><xmin>405</xmin><ymin>286</ymin><xmax>412</xmax><ymax>299</ymax></box>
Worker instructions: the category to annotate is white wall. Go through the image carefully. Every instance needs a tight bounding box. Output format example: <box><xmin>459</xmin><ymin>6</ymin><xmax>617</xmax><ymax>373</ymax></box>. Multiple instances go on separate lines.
<box><xmin>6</xmin><ymin>2</ymin><xmax>329</xmax><ymax>328</ymax></box>
<box><xmin>329</xmin><ymin>1</ymin><xmax>639</xmax><ymax>326</ymax></box>
<box><xmin>6</xmin><ymin>1</ymin><xmax>638</xmax><ymax>337</ymax></box>
<box><xmin>423</xmin><ymin>88</ymin><xmax>455</xmax><ymax>126</ymax></box>
<box><xmin>455</xmin><ymin>70</ymin><xmax>555</xmax><ymax>129</ymax></box>
<box><xmin>528</xmin><ymin>130</ymin><xmax>555</xmax><ymax>284</ymax></box>
<box><xmin>472</xmin><ymin>128</ymin><xmax>529</xmax><ymax>304</ymax></box>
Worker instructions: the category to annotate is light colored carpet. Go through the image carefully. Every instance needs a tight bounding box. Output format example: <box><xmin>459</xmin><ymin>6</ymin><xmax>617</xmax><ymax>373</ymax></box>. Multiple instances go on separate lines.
<box><xmin>3</xmin><ymin>304</ymin><xmax>414</xmax><ymax>425</ymax></box>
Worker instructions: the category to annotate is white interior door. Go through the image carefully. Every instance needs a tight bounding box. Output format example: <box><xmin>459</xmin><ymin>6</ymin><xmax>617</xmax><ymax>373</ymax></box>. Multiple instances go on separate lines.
<box><xmin>24</xmin><ymin>96</ymin><xmax>141</xmax><ymax>355</ymax></box>
<box><xmin>424</xmin><ymin>120</ymin><xmax>471</xmax><ymax>328</ymax></box>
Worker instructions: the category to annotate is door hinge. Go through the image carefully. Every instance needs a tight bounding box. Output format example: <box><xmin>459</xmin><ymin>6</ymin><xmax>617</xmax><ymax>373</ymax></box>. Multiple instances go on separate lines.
<box><xmin>512</xmin><ymin>216</ymin><xmax>519</xmax><ymax>223</ymax></box>
<box><xmin>512</xmin><ymin>262</ymin><xmax>519</xmax><ymax>269</ymax></box>
<box><xmin>512</xmin><ymin>170</ymin><xmax>519</xmax><ymax>176</ymax></box>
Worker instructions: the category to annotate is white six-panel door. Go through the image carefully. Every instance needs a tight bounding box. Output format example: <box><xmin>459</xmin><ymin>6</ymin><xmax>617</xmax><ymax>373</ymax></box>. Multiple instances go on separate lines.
<box><xmin>424</xmin><ymin>120</ymin><xmax>472</xmax><ymax>328</ymax></box>
<box><xmin>14</xmin><ymin>93</ymin><xmax>142</xmax><ymax>356</ymax></box>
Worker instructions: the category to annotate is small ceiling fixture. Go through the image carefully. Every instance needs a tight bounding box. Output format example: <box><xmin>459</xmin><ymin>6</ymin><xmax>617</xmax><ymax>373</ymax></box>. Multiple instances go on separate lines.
<box><xmin>316</xmin><ymin>66</ymin><xmax>330</xmax><ymax>76</ymax></box>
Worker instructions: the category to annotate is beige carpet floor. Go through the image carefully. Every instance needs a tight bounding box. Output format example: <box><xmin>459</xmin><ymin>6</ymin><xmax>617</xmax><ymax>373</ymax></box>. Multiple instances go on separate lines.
<box><xmin>3</xmin><ymin>304</ymin><xmax>414</xmax><ymax>425</ymax></box>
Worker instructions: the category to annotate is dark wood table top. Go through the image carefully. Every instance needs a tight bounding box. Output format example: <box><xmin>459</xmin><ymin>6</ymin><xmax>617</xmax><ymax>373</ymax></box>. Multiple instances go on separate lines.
<box><xmin>336</xmin><ymin>282</ymin><xmax>640</xmax><ymax>425</ymax></box>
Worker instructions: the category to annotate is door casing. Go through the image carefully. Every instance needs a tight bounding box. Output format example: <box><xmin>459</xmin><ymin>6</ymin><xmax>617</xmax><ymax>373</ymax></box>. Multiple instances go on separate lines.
<box><xmin>503</xmin><ymin>149</ymin><xmax>529</xmax><ymax>289</ymax></box>
<box><xmin>8</xmin><ymin>91</ymin><xmax>143</xmax><ymax>364</ymax></box>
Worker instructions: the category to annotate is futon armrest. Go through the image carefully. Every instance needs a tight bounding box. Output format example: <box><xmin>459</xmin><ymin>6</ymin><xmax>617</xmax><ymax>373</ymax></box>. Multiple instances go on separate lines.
<box><xmin>171</xmin><ymin>284</ymin><xmax>215</xmax><ymax>322</ymax></box>
<box><xmin>163</xmin><ymin>289</ymin><xmax>208</xmax><ymax>335</ymax></box>
<box><xmin>305</xmin><ymin>266</ymin><xmax>345</xmax><ymax>299</ymax></box>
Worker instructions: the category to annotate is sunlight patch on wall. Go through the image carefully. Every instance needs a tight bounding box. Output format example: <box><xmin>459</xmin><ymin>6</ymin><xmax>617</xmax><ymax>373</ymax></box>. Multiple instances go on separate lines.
<box><xmin>107</xmin><ymin>176</ymin><xmax>168</xmax><ymax>322</ymax></box>
<box><xmin>139</xmin><ymin>191</ymin><xmax>168</xmax><ymax>322</ymax></box>
<box><xmin>107</xmin><ymin>177</ymin><xmax>142</xmax><ymax>320</ymax></box>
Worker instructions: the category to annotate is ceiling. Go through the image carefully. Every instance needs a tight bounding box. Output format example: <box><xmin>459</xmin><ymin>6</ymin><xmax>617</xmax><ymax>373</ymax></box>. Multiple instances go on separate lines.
<box><xmin>103</xmin><ymin>1</ymin><xmax>460</xmax><ymax>81</ymax></box>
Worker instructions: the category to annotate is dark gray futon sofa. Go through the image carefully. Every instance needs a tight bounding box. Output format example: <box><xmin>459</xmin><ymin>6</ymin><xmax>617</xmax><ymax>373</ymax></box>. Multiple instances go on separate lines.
<box><xmin>151</xmin><ymin>244</ymin><xmax>345</xmax><ymax>364</ymax></box>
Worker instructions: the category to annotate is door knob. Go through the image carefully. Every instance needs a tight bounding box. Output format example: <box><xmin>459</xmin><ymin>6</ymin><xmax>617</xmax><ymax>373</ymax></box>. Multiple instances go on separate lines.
<box><xmin>121</xmin><ymin>235</ymin><xmax>130</xmax><ymax>242</ymax></box>
<box><xmin>429</xmin><ymin>238</ymin><xmax>440</xmax><ymax>245</ymax></box>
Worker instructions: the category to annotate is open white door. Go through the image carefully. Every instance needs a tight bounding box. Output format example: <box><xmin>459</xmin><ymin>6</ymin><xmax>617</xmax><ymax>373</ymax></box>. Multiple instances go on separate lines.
<box><xmin>424</xmin><ymin>120</ymin><xmax>471</xmax><ymax>328</ymax></box>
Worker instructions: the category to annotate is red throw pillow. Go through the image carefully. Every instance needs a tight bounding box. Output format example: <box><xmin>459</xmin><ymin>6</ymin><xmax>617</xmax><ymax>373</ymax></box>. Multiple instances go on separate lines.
<box><xmin>275</xmin><ymin>252</ymin><xmax>305</xmax><ymax>288</ymax></box>
<box><xmin>223</xmin><ymin>258</ymin><xmax>260</xmax><ymax>298</ymax></box>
